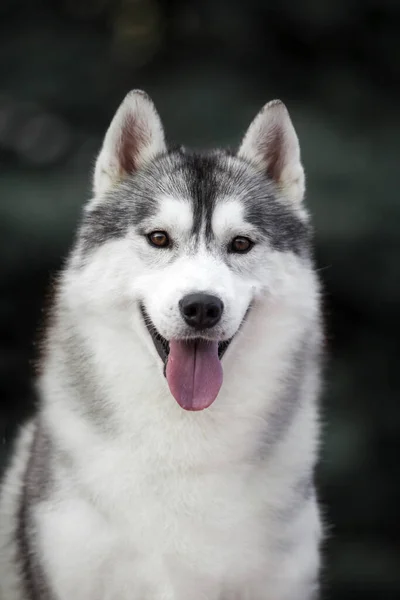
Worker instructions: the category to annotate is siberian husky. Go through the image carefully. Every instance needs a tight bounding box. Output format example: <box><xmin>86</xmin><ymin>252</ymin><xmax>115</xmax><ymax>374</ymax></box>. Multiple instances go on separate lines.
<box><xmin>0</xmin><ymin>91</ymin><xmax>322</xmax><ymax>600</ymax></box>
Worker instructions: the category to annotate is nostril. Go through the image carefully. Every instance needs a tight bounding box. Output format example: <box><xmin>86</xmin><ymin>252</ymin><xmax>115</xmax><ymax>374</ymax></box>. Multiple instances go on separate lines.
<box><xmin>207</xmin><ymin>306</ymin><xmax>219</xmax><ymax>319</ymax></box>
<box><xmin>184</xmin><ymin>304</ymin><xmax>198</xmax><ymax>318</ymax></box>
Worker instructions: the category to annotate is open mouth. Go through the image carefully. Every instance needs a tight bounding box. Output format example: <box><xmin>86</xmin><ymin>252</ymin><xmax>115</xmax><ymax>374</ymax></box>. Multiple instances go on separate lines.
<box><xmin>139</xmin><ymin>304</ymin><xmax>233</xmax><ymax>411</ymax></box>
<box><xmin>139</xmin><ymin>305</ymin><xmax>232</xmax><ymax>366</ymax></box>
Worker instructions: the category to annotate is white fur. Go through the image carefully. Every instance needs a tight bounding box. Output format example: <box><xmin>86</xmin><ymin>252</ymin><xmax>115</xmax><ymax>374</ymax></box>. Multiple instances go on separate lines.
<box><xmin>155</xmin><ymin>195</ymin><xmax>195</xmax><ymax>233</ymax></box>
<box><xmin>0</xmin><ymin>257</ymin><xmax>321</xmax><ymax>599</ymax></box>
<box><xmin>37</xmin><ymin>259</ymin><xmax>320</xmax><ymax>600</ymax></box>
<box><xmin>0</xmin><ymin>93</ymin><xmax>322</xmax><ymax>600</ymax></box>
<box><xmin>212</xmin><ymin>198</ymin><xmax>253</xmax><ymax>240</ymax></box>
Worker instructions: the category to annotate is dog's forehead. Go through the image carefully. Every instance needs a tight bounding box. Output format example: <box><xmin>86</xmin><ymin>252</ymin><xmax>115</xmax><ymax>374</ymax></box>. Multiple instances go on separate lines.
<box><xmin>151</xmin><ymin>152</ymin><xmax>253</xmax><ymax>234</ymax></box>
<box><xmin>148</xmin><ymin>152</ymin><xmax>310</xmax><ymax>255</ymax></box>
<box><xmin>152</xmin><ymin>194</ymin><xmax>246</xmax><ymax>242</ymax></box>
<box><xmin>80</xmin><ymin>150</ymin><xmax>310</xmax><ymax>257</ymax></box>
<box><xmin>154</xmin><ymin>195</ymin><xmax>194</xmax><ymax>231</ymax></box>
<box><xmin>211</xmin><ymin>199</ymin><xmax>246</xmax><ymax>237</ymax></box>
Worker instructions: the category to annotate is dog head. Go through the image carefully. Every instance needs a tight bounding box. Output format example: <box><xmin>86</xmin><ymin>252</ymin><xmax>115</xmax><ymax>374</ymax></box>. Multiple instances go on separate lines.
<box><xmin>66</xmin><ymin>91</ymin><xmax>312</xmax><ymax>410</ymax></box>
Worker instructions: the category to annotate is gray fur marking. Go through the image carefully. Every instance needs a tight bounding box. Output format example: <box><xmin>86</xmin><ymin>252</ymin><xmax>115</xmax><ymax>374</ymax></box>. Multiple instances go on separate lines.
<box><xmin>79</xmin><ymin>150</ymin><xmax>310</xmax><ymax>258</ymax></box>
<box><xmin>58</xmin><ymin>318</ymin><xmax>117</xmax><ymax>428</ymax></box>
<box><xmin>17</xmin><ymin>423</ymin><xmax>54</xmax><ymax>600</ymax></box>
<box><xmin>276</xmin><ymin>469</ymin><xmax>316</xmax><ymax>527</ymax></box>
<box><xmin>261</xmin><ymin>338</ymin><xmax>317</xmax><ymax>452</ymax></box>
<box><xmin>271</xmin><ymin>472</ymin><xmax>318</xmax><ymax>568</ymax></box>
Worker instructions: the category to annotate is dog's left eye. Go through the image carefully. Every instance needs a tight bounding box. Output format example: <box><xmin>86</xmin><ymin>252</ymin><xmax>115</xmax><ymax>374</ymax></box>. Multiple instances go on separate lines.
<box><xmin>229</xmin><ymin>236</ymin><xmax>254</xmax><ymax>254</ymax></box>
<box><xmin>147</xmin><ymin>231</ymin><xmax>170</xmax><ymax>248</ymax></box>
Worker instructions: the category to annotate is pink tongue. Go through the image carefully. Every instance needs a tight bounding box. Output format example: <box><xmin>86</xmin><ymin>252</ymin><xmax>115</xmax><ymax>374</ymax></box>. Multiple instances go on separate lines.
<box><xmin>166</xmin><ymin>340</ymin><xmax>223</xmax><ymax>411</ymax></box>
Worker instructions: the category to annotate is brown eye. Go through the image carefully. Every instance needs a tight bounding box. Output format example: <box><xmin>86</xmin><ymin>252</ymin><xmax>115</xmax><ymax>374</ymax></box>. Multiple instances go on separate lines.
<box><xmin>229</xmin><ymin>236</ymin><xmax>253</xmax><ymax>254</ymax></box>
<box><xmin>147</xmin><ymin>231</ymin><xmax>170</xmax><ymax>248</ymax></box>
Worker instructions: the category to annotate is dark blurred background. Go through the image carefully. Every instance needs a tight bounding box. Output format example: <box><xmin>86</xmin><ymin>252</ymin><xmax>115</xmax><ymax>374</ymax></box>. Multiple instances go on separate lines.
<box><xmin>0</xmin><ymin>1</ymin><xmax>399</xmax><ymax>598</ymax></box>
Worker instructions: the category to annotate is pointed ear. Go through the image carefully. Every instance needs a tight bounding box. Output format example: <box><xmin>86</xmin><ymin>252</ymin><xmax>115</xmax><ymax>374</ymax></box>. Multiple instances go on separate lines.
<box><xmin>93</xmin><ymin>90</ymin><xmax>166</xmax><ymax>196</ymax></box>
<box><xmin>238</xmin><ymin>100</ymin><xmax>305</xmax><ymax>205</ymax></box>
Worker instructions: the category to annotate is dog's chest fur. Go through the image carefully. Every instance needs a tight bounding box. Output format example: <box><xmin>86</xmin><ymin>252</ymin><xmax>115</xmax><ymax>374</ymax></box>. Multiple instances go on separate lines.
<box><xmin>0</xmin><ymin>287</ymin><xmax>321</xmax><ymax>600</ymax></box>
<box><xmin>27</xmin><ymin>296</ymin><xmax>320</xmax><ymax>600</ymax></box>
<box><xmin>44</xmin><ymin>423</ymin><xmax>276</xmax><ymax>597</ymax></box>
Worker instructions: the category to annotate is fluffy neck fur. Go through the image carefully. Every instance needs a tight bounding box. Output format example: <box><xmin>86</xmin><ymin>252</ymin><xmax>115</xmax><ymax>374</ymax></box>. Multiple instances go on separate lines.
<box><xmin>39</xmin><ymin>259</ymin><xmax>321</xmax><ymax>474</ymax></box>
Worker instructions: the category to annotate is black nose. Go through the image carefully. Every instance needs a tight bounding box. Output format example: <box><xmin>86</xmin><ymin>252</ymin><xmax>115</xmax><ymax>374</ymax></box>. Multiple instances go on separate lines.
<box><xmin>179</xmin><ymin>293</ymin><xmax>224</xmax><ymax>330</ymax></box>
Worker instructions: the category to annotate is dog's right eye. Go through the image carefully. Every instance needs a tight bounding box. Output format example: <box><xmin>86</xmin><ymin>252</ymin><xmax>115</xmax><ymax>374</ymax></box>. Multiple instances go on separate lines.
<box><xmin>147</xmin><ymin>231</ymin><xmax>170</xmax><ymax>248</ymax></box>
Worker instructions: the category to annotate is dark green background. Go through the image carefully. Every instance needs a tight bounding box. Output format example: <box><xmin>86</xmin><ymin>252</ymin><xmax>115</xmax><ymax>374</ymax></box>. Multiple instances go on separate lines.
<box><xmin>1</xmin><ymin>1</ymin><xmax>399</xmax><ymax>598</ymax></box>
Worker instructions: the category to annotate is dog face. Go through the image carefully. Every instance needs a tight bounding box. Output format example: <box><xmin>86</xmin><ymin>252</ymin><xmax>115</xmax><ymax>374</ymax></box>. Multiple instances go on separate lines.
<box><xmin>65</xmin><ymin>91</ymin><xmax>312</xmax><ymax>409</ymax></box>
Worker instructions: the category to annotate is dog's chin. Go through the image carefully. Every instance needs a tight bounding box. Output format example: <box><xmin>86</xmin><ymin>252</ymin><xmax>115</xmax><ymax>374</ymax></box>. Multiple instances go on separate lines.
<box><xmin>139</xmin><ymin>304</ymin><xmax>231</xmax><ymax>370</ymax></box>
